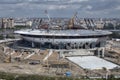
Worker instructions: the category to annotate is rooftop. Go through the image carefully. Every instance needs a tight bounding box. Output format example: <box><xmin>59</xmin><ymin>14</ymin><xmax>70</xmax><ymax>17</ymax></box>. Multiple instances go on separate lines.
<box><xmin>14</xmin><ymin>29</ymin><xmax>112</xmax><ymax>36</ymax></box>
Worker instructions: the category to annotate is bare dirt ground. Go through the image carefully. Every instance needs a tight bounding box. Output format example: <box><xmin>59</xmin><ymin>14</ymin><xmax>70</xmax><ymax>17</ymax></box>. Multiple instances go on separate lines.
<box><xmin>0</xmin><ymin>43</ymin><xmax>86</xmax><ymax>77</ymax></box>
<box><xmin>0</xmin><ymin>41</ymin><xmax>120</xmax><ymax>78</ymax></box>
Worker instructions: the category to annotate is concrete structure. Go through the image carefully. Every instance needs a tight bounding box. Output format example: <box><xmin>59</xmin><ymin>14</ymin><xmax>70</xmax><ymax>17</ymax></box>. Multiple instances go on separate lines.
<box><xmin>15</xmin><ymin>29</ymin><xmax>112</xmax><ymax>50</ymax></box>
<box><xmin>67</xmin><ymin>56</ymin><xmax>119</xmax><ymax>70</ymax></box>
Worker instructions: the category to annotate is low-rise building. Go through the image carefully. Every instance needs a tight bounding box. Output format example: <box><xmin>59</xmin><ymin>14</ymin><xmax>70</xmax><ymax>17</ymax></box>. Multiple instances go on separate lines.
<box><xmin>14</xmin><ymin>21</ymin><xmax>32</xmax><ymax>27</ymax></box>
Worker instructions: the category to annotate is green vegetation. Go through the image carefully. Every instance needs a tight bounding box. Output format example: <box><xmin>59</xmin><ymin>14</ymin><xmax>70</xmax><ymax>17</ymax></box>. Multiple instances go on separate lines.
<box><xmin>6</xmin><ymin>35</ymin><xmax>15</xmax><ymax>39</ymax></box>
<box><xmin>103</xmin><ymin>23</ymin><xmax>114</xmax><ymax>30</ymax></box>
<box><xmin>110</xmin><ymin>32</ymin><xmax>120</xmax><ymax>38</ymax></box>
<box><xmin>0</xmin><ymin>35</ymin><xmax>4</xmax><ymax>39</ymax></box>
<box><xmin>115</xmin><ymin>24</ymin><xmax>120</xmax><ymax>29</ymax></box>
<box><xmin>0</xmin><ymin>35</ymin><xmax>15</xmax><ymax>40</ymax></box>
<box><xmin>14</xmin><ymin>25</ymin><xmax>30</xmax><ymax>30</ymax></box>
<box><xmin>0</xmin><ymin>25</ymin><xmax>30</xmax><ymax>31</ymax></box>
<box><xmin>103</xmin><ymin>23</ymin><xmax>120</xmax><ymax>38</ymax></box>
<box><xmin>103</xmin><ymin>23</ymin><xmax>120</xmax><ymax>30</ymax></box>
<box><xmin>0</xmin><ymin>72</ymin><xmax>119</xmax><ymax>80</ymax></box>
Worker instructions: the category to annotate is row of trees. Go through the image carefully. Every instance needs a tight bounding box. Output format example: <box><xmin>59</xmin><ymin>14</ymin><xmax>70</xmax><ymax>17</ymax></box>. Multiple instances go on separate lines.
<box><xmin>103</xmin><ymin>23</ymin><xmax>120</xmax><ymax>30</ymax></box>
<box><xmin>0</xmin><ymin>35</ymin><xmax>15</xmax><ymax>40</ymax></box>
<box><xmin>0</xmin><ymin>72</ymin><xmax>119</xmax><ymax>80</ymax></box>
<box><xmin>0</xmin><ymin>25</ymin><xmax>30</xmax><ymax>31</ymax></box>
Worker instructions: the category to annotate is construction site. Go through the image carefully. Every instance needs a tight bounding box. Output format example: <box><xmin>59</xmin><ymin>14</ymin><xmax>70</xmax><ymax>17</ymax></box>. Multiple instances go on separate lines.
<box><xmin>0</xmin><ymin>38</ymin><xmax>119</xmax><ymax>79</ymax></box>
<box><xmin>0</xmin><ymin>14</ymin><xmax>120</xmax><ymax>79</ymax></box>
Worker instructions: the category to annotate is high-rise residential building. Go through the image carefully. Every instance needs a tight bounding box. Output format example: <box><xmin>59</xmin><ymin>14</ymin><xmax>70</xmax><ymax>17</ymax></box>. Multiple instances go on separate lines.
<box><xmin>1</xmin><ymin>18</ymin><xmax>14</xmax><ymax>28</ymax></box>
<box><xmin>2</xmin><ymin>18</ymin><xmax>7</xmax><ymax>28</ymax></box>
<box><xmin>7</xmin><ymin>18</ymin><xmax>14</xmax><ymax>28</ymax></box>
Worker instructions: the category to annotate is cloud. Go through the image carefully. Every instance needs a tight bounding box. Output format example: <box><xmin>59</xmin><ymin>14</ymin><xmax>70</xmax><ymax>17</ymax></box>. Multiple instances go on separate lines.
<box><xmin>0</xmin><ymin>0</ymin><xmax>119</xmax><ymax>17</ymax></box>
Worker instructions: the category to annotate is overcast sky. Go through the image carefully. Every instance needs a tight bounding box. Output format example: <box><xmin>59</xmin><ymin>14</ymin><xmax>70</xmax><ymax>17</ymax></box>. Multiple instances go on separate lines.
<box><xmin>0</xmin><ymin>0</ymin><xmax>120</xmax><ymax>18</ymax></box>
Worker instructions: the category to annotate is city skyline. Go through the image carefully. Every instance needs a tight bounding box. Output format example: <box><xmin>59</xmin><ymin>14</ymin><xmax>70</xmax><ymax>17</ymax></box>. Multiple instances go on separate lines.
<box><xmin>0</xmin><ymin>0</ymin><xmax>120</xmax><ymax>18</ymax></box>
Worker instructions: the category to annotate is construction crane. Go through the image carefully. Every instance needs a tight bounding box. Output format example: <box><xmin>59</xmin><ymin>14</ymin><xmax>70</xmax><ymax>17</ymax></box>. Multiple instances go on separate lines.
<box><xmin>31</xmin><ymin>19</ymin><xmax>36</xmax><ymax>29</ymax></box>
<box><xmin>68</xmin><ymin>12</ymin><xmax>78</xmax><ymax>29</ymax></box>
<box><xmin>37</xmin><ymin>18</ymin><xmax>43</xmax><ymax>29</ymax></box>
<box><xmin>90</xmin><ymin>19</ymin><xmax>96</xmax><ymax>29</ymax></box>
<box><xmin>84</xmin><ymin>18</ymin><xmax>90</xmax><ymax>29</ymax></box>
<box><xmin>88</xmin><ymin>19</ymin><xmax>93</xmax><ymax>29</ymax></box>
<box><xmin>44</xmin><ymin>10</ymin><xmax>51</xmax><ymax>31</ymax></box>
<box><xmin>84</xmin><ymin>18</ymin><xmax>96</xmax><ymax>30</ymax></box>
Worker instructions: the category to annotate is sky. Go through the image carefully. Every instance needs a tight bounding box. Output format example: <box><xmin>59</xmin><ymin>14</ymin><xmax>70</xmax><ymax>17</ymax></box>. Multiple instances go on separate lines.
<box><xmin>0</xmin><ymin>0</ymin><xmax>120</xmax><ymax>18</ymax></box>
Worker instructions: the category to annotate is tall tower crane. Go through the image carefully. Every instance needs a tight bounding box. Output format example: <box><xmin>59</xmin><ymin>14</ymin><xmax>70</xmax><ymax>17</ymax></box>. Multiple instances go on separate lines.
<box><xmin>68</xmin><ymin>12</ymin><xmax>77</xmax><ymax>29</ymax></box>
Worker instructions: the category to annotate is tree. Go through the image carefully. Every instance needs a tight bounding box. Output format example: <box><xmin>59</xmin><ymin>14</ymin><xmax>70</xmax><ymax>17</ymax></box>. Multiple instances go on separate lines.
<box><xmin>103</xmin><ymin>23</ymin><xmax>114</xmax><ymax>30</ymax></box>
